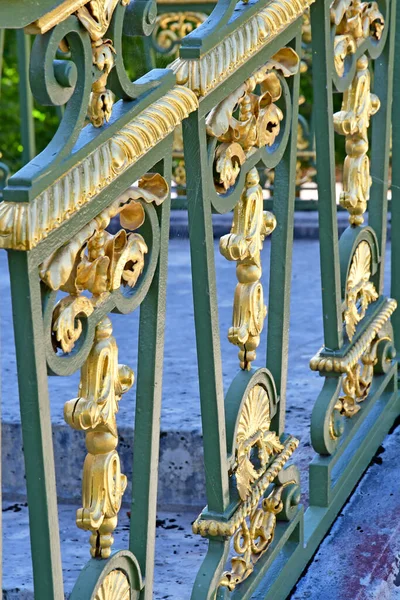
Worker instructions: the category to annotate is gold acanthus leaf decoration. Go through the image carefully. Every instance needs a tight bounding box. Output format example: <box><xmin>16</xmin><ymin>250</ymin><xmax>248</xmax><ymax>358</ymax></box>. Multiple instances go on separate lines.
<box><xmin>220</xmin><ymin>168</ymin><xmax>276</xmax><ymax>370</ymax></box>
<box><xmin>206</xmin><ymin>48</ymin><xmax>299</xmax><ymax>192</ymax></box>
<box><xmin>331</xmin><ymin>0</ymin><xmax>385</xmax><ymax>77</ymax></box>
<box><xmin>344</xmin><ymin>241</ymin><xmax>378</xmax><ymax>341</ymax></box>
<box><xmin>64</xmin><ymin>317</ymin><xmax>133</xmax><ymax>558</ymax></box>
<box><xmin>333</xmin><ymin>55</ymin><xmax>379</xmax><ymax>225</ymax></box>
<box><xmin>234</xmin><ymin>385</ymin><xmax>283</xmax><ymax>501</ymax></box>
<box><xmin>40</xmin><ymin>173</ymin><xmax>168</xmax><ymax>354</ymax></box>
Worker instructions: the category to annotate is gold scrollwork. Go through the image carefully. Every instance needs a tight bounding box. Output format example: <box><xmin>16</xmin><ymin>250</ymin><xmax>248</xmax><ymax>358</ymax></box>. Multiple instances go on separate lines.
<box><xmin>331</xmin><ymin>0</ymin><xmax>385</xmax><ymax>77</ymax></box>
<box><xmin>344</xmin><ymin>241</ymin><xmax>378</xmax><ymax>340</ymax></box>
<box><xmin>235</xmin><ymin>385</ymin><xmax>283</xmax><ymax>501</ymax></box>
<box><xmin>193</xmin><ymin>381</ymin><xmax>299</xmax><ymax>591</ymax></box>
<box><xmin>27</xmin><ymin>0</ymin><xmax>132</xmax><ymax>127</ymax></box>
<box><xmin>152</xmin><ymin>12</ymin><xmax>206</xmax><ymax>57</ymax></box>
<box><xmin>333</xmin><ymin>56</ymin><xmax>380</xmax><ymax>225</ymax></box>
<box><xmin>219</xmin><ymin>483</ymin><xmax>291</xmax><ymax>591</ymax></box>
<box><xmin>65</xmin><ymin>317</ymin><xmax>133</xmax><ymax>558</ymax></box>
<box><xmin>39</xmin><ymin>173</ymin><xmax>168</xmax><ymax>353</ymax></box>
<box><xmin>220</xmin><ymin>168</ymin><xmax>276</xmax><ymax>370</ymax></box>
<box><xmin>206</xmin><ymin>48</ymin><xmax>300</xmax><ymax>192</ymax></box>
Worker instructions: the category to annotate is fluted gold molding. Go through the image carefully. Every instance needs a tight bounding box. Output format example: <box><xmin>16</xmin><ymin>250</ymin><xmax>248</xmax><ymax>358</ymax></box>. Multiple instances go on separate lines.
<box><xmin>170</xmin><ymin>0</ymin><xmax>315</xmax><ymax>97</ymax></box>
<box><xmin>192</xmin><ymin>435</ymin><xmax>298</xmax><ymax>538</ymax></box>
<box><xmin>310</xmin><ymin>297</ymin><xmax>397</xmax><ymax>374</ymax></box>
<box><xmin>0</xmin><ymin>86</ymin><xmax>198</xmax><ymax>251</ymax></box>
<box><xmin>94</xmin><ymin>570</ymin><xmax>130</xmax><ymax>600</ymax></box>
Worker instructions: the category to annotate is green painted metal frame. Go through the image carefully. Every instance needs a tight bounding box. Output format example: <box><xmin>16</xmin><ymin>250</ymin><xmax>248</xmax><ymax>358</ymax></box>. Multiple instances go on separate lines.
<box><xmin>181</xmin><ymin>0</ymin><xmax>400</xmax><ymax>598</ymax></box>
<box><xmin>0</xmin><ymin>0</ymin><xmax>399</xmax><ymax>598</ymax></box>
<box><xmin>0</xmin><ymin>4</ymin><xmax>186</xmax><ymax>598</ymax></box>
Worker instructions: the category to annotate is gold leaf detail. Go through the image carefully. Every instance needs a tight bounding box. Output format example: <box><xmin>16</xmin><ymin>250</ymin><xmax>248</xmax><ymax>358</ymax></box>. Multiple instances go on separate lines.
<box><xmin>235</xmin><ymin>385</ymin><xmax>283</xmax><ymax>501</ymax></box>
<box><xmin>0</xmin><ymin>88</ymin><xmax>197</xmax><ymax>251</ymax></box>
<box><xmin>344</xmin><ymin>241</ymin><xmax>378</xmax><ymax>341</ymax></box>
<box><xmin>64</xmin><ymin>318</ymin><xmax>133</xmax><ymax>558</ymax></box>
<box><xmin>171</xmin><ymin>0</ymin><xmax>314</xmax><ymax>97</ymax></box>
<box><xmin>333</xmin><ymin>55</ymin><xmax>380</xmax><ymax>225</ymax></box>
<box><xmin>220</xmin><ymin>168</ymin><xmax>276</xmax><ymax>369</ymax></box>
<box><xmin>94</xmin><ymin>570</ymin><xmax>130</xmax><ymax>600</ymax></box>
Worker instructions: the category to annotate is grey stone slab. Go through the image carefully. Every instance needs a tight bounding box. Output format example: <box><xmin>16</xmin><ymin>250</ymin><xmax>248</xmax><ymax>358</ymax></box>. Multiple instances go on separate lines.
<box><xmin>292</xmin><ymin>424</ymin><xmax>400</xmax><ymax>600</ymax></box>
<box><xmin>0</xmin><ymin>238</ymin><xmax>392</xmax><ymax>508</ymax></box>
<box><xmin>2</xmin><ymin>501</ymin><xmax>207</xmax><ymax>599</ymax></box>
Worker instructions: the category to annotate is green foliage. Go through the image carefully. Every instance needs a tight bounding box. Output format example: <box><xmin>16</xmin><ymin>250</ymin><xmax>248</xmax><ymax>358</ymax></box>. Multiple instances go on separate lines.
<box><xmin>0</xmin><ymin>30</ymin><xmax>59</xmax><ymax>174</ymax></box>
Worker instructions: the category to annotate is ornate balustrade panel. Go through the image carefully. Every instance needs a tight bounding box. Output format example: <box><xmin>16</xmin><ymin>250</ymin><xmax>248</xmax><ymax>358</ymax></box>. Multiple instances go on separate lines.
<box><xmin>0</xmin><ymin>0</ymin><xmax>399</xmax><ymax>598</ymax></box>
<box><xmin>180</xmin><ymin>0</ymin><xmax>400</xmax><ymax>598</ymax></box>
<box><xmin>0</xmin><ymin>1</ymin><xmax>198</xmax><ymax>598</ymax></box>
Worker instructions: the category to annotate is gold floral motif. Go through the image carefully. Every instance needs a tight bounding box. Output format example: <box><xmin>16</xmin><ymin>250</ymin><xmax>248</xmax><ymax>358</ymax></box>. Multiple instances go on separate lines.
<box><xmin>76</xmin><ymin>0</ymin><xmax>132</xmax><ymax>127</ymax></box>
<box><xmin>27</xmin><ymin>0</ymin><xmax>131</xmax><ymax>127</ymax></box>
<box><xmin>170</xmin><ymin>0</ymin><xmax>314</xmax><ymax>97</ymax></box>
<box><xmin>344</xmin><ymin>241</ymin><xmax>378</xmax><ymax>340</ymax></box>
<box><xmin>0</xmin><ymin>86</ymin><xmax>197</xmax><ymax>251</ymax></box>
<box><xmin>331</xmin><ymin>0</ymin><xmax>385</xmax><ymax>77</ymax></box>
<box><xmin>219</xmin><ymin>482</ymin><xmax>291</xmax><ymax>591</ymax></box>
<box><xmin>220</xmin><ymin>168</ymin><xmax>276</xmax><ymax>370</ymax></box>
<box><xmin>207</xmin><ymin>48</ymin><xmax>299</xmax><ymax>192</ymax></box>
<box><xmin>64</xmin><ymin>317</ymin><xmax>133</xmax><ymax>558</ymax></box>
<box><xmin>40</xmin><ymin>173</ymin><xmax>168</xmax><ymax>353</ymax></box>
<box><xmin>235</xmin><ymin>385</ymin><xmax>283</xmax><ymax>500</ymax></box>
<box><xmin>88</xmin><ymin>39</ymin><xmax>116</xmax><ymax>127</ymax></box>
<box><xmin>94</xmin><ymin>570</ymin><xmax>130</xmax><ymax>600</ymax></box>
<box><xmin>152</xmin><ymin>12</ymin><xmax>206</xmax><ymax>57</ymax></box>
<box><xmin>334</xmin><ymin>56</ymin><xmax>380</xmax><ymax>225</ymax></box>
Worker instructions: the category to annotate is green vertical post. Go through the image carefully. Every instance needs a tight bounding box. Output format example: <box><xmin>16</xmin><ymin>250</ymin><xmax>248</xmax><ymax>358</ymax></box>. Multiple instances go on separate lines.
<box><xmin>267</xmin><ymin>33</ymin><xmax>301</xmax><ymax>436</ymax></box>
<box><xmin>183</xmin><ymin>111</ymin><xmax>230</xmax><ymax>515</ymax></box>
<box><xmin>391</xmin><ymin>2</ymin><xmax>400</xmax><ymax>348</ymax></box>
<box><xmin>369</xmin><ymin>0</ymin><xmax>397</xmax><ymax>294</ymax></box>
<box><xmin>310</xmin><ymin>0</ymin><xmax>343</xmax><ymax>351</ymax></box>
<box><xmin>16</xmin><ymin>30</ymin><xmax>36</xmax><ymax>164</ymax></box>
<box><xmin>7</xmin><ymin>250</ymin><xmax>64</xmax><ymax>600</ymax></box>
<box><xmin>0</xmin><ymin>29</ymin><xmax>5</xmax><ymax>95</ymax></box>
<box><xmin>129</xmin><ymin>157</ymin><xmax>171</xmax><ymax>600</ymax></box>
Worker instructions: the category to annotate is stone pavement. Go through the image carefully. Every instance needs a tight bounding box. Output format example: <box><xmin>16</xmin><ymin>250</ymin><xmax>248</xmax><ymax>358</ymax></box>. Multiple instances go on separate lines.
<box><xmin>0</xmin><ymin>234</ymin><xmax>398</xmax><ymax>599</ymax></box>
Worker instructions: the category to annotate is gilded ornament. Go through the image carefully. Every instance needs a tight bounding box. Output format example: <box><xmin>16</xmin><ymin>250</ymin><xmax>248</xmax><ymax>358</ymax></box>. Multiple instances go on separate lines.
<box><xmin>171</xmin><ymin>0</ymin><xmax>314</xmax><ymax>97</ymax></box>
<box><xmin>220</xmin><ymin>168</ymin><xmax>276</xmax><ymax>370</ymax></box>
<box><xmin>89</xmin><ymin>39</ymin><xmax>116</xmax><ymax>127</ymax></box>
<box><xmin>40</xmin><ymin>174</ymin><xmax>168</xmax><ymax>353</ymax></box>
<box><xmin>0</xmin><ymin>87</ymin><xmax>197</xmax><ymax>251</ymax></box>
<box><xmin>219</xmin><ymin>482</ymin><xmax>292</xmax><ymax>590</ymax></box>
<box><xmin>235</xmin><ymin>385</ymin><xmax>283</xmax><ymax>501</ymax></box>
<box><xmin>194</xmin><ymin>380</ymin><xmax>298</xmax><ymax>591</ymax></box>
<box><xmin>152</xmin><ymin>12</ymin><xmax>206</xmax><ymax>57</ymax></box>
<box><xmin>64</xmin><ymin>317</ymin><xmax>133</xmax><ymax>558</ymax></box>
<box><xmin>192</xmin><ymin>435</ymin><xmax>298</xmax><ymax>538</ymax></box>
<box><xmin>94</xmin><ymin>570</ymin><xmax>130</xmax><ymax>600</ymax></box>
<box><xmin>334</xmin><ymin>55</ymin><xmax>380</xmax><ymax>225</ymax></box>
<box><xmin>310</xmin><ymin>297</ymin><xmax>397</xmax><ymax>418</ymax></box>
<box><xmin>331</xmin><ymin>0</ymin><xmax>385</xmax><ymax>76</ymax></box>
<box><xmin>343</xmin><ymin>241</ymin><xmax>378</xmax><ymax>340</ymax></box>
<box><xmin>207</xmin><ymin>48</ymin><xmax>299</xmax><ymax>192</ymax></box>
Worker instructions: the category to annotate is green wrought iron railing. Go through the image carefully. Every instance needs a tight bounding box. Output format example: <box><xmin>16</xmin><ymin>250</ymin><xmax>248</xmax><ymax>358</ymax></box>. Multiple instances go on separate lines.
<box><xmin>0</xmin><ymin>0</ymin><xmax>398</xmax><ymax>598</ymax></box>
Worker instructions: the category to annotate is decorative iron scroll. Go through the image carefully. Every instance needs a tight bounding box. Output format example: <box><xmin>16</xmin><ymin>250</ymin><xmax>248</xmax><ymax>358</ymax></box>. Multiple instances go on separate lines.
<box><xmin>152</xmin><ymin>11</ymin><xmax>206</xmax><ymax>56</ymax></box>
<box><xmin>192</xmin><ymin>380</ymin><xmax>299</xmax><ymax>591</ymax></box>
